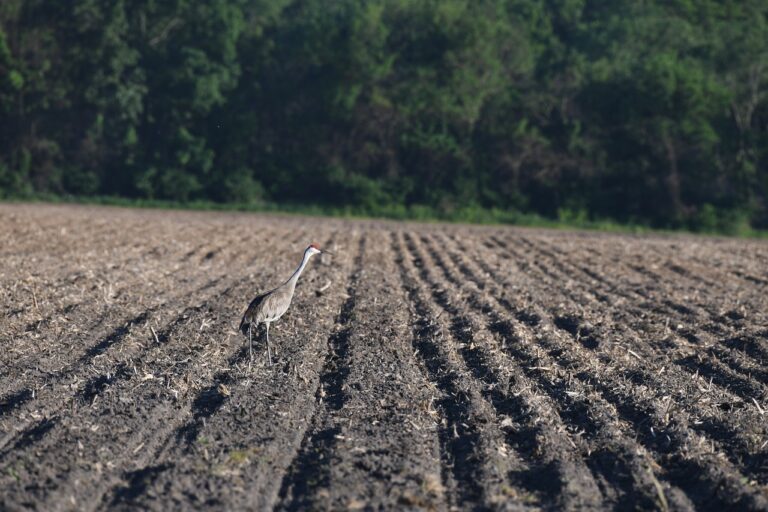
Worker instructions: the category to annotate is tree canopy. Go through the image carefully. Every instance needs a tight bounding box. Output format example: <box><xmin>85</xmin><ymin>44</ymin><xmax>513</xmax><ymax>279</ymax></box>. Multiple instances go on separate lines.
<box><xmin>2</xmin><ymin>0</ymin><xmax>767</xmax><ymax>231</ymax></box>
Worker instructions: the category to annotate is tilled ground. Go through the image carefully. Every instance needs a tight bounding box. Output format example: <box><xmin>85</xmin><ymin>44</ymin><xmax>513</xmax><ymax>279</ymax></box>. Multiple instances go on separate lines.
<box><xmin>1</xmin><ymin>204</ymin><xmax>767</xmax><ymax>511</ymax></box>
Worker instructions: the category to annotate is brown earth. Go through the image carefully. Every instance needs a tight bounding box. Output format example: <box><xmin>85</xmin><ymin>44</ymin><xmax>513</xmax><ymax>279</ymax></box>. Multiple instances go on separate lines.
<box><xmin>1</xmin><ymin>203</ymin><xmax>767</xmax><ymax>511</ymax></box>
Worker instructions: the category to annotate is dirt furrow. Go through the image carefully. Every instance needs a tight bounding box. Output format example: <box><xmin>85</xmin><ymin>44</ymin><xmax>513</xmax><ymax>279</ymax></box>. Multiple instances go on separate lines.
<box><xmin>0</xmin><ymin>219</ymin><xmax>227</xmax><ymax>371</ymax></box>
<box><xmin>295</xmin><ymin>230</ymin><xmax>446</xmax><ymax>510</ymax></box>
<box><xmin>0</xmin><ymin>216</ymin><xmax>229</xmax><ymax>323</ymax></box>
<box><xmin>646</xmin><ymin>238</ymin><xmax>768</xmax><ymax>291</ymax></box>
<box><xmin>494</xmin><ymin>233</ymin><xmax>768</xmax><ymax>393</ymax></box>
<box><xmin>520</xmin><ymin>233</ymin><xmax>766</xmax><ymax>342</ymax></box>
<box><xmin>0</xmin><ymin>230</ymin><xmax>245</xmax><ymax>395</ymax></box>
<box><xmin>416</xmin><ymin>233</ymin><xmax>687</xmax><ymax>510</ymax></box>
<box><xmin>537</xmin><ymin>237</ymin><xmax>768</xmax><ymax>410</ymax></box>
<box><xmin>481</xmin><ymin>233</ymin><xmax>768</xmax><ymax>407</ymax></box>
<box><xmin>99</xmin><ymin>234</ymin><xmax>358</xmax><ymax>511</ymax></box>
<box><xmin>536</xmin><ymin>324</ymin><xmax>768</xmax><ymax>509</ymax></box>
<box><xmin>442</xmin><ymin>235</ymin><xmax>768</xmax><ymax>507</ymax></box>
<box><xmin>0</xmin><ymin>273</ymin><xmax>228</xmax><ymax>443</ymax></box>
<box><xmin>0</xmin><ymin>229</ymin><xmax>298</xmax><ymax>438</ymax></box>
<box><xmin>455</xmin><ymin>232</ymin><xmax>768</xmax><ymax>485</ymax></box>
<box><xmin>0</xmin><ymin>207</ymin><xmax>129</xmax><ymax>258</ymax></box>
<box><xmin>0</xmin><ymin>234</ymin><xmax>316</xmax><ymax>508</ymax></box>
<box><xmin>0</xmin><ymin>284</ymin><xmax>236</xmax><ymax>509</ymax></box>
<box><xmin>391</xmin><ymin>232</ymin><xmax>531</xmax><ymax>510</ymax></box>
<box><xmin>264</xmin><ymin>234</ymin><xmax>365</xmax><ymax>511</ymax></box>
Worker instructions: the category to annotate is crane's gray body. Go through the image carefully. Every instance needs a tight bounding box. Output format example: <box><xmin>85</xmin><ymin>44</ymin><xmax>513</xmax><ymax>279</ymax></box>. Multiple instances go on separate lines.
<box><xmin>240</xmin><ymin>283</ymin><xmax>296</xmax><ymax>327</ymax></box>
<box><xmin>239</xmin><ymin>245</ymin><xmax>322</xmax><ymax>366</ymax></box>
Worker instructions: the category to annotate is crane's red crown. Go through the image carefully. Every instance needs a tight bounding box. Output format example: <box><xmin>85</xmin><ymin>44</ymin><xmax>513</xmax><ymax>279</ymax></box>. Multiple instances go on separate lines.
<box><xmin>309</xmin><ymin>243</ymin><xmax>321</xmax><ymax>250</ymax></box>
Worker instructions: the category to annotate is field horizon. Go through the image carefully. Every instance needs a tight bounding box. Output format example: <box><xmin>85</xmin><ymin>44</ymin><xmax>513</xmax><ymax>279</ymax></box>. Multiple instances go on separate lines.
<box><xmin>5</xmin><ymin>197</ymin><xmax>768</xmax><ymax>240</ymax></box>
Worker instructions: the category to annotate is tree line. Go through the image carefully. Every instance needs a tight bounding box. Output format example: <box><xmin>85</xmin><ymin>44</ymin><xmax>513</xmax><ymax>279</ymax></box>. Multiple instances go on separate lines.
<box><xmin>2</xmin><ymin>1</ymin><xmax>767</xmax><ymax>231</ymax></box>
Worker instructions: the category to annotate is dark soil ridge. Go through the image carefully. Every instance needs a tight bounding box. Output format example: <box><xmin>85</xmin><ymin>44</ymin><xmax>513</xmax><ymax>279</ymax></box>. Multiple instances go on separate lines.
<box><xmin>484</xmin><ymin>233</ymin><xmax>768</xmax><ymax>411</ymax></box>
<box><xmin>440</xmin><ymin>233</ymin><xmax>768</xmax><ymax>508</ymax></box>
<box><xmin>503</xmin><ymin>233</ymin><xmax>768</xmax><ymax>361</ymax></box>
<box><xmin>407</xmin><ymin>232</ymin><xmax>667</xmax><ymax>510</ymax></box>
<box><xmin>309</xmin><ymin>232</ymin><xmax>445</xmax><ymax>510</ymax></box>
<box><xmin>485</xmin><ymin>232</ymin><xmax>768</xmax><ymax>452</ymax></box>
<box><xmin>456</xmin><ymin>234</ymin><xmax>764</xmax><ymax>478</ymax></box>
<box><xmin>393</xmin><ymin>232</ymin><xmax>515</xmax><ymax>510</ymax></box>
<box><xmin>424</xmin><ymin>233</ymin><xmax>702</xmax><ymax>509</ymax></box>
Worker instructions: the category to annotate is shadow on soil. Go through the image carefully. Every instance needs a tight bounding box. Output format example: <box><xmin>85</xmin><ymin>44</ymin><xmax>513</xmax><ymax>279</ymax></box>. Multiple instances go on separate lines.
<box><xmin>109</xmin><ymin>463</ymin><xmax>173</xmax><ymax>506</ymax></box>
<box><xmin>0</xmin><ymin>388</ymin><xmax>34</xmax><ymax>417</ymax></box>
<box><xmin>276</xmin><ymin>237</ymin><xmax>364</xmax><ymax>510</ymax></box>
<box><xmin>81</xmin><ymin>311</ymin><xmax>151</xmax><ymax>360</ymax></box>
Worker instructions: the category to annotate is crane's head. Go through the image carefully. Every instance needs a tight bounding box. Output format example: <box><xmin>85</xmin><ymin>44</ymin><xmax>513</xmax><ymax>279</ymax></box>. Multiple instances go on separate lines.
<box><xmin>307</xmin><ymin>243</ymin><xmax>332</xmax><ymax>256</ymax></box>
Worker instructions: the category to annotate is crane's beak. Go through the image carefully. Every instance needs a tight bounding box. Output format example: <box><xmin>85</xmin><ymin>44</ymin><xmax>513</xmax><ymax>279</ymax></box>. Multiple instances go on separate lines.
<box><xmin>321</xmin><ymin>250</ymin><xmax>334</xmax><ymax>256</ymax></box>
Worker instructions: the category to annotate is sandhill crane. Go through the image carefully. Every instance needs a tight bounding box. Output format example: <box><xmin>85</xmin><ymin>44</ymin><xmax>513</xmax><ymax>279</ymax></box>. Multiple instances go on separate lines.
<box><xmin>239</xmin><ymin>243</ymin><xmax>331</xmax><ymax>367</ymax></box>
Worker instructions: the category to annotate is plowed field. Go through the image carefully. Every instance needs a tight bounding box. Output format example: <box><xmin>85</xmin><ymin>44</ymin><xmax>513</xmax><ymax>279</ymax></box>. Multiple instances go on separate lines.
<box><xmin>1</xmin><ymin>203</ymin><xmax>767</xmax><ymax>511</ymax></box>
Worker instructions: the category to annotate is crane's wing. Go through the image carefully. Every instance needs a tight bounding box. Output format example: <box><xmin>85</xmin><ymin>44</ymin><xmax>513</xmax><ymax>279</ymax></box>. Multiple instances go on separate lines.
<box><xmin>239</xmin><ymin>290</ymin><xmax>271</xmax><ymax>336</ymax></box>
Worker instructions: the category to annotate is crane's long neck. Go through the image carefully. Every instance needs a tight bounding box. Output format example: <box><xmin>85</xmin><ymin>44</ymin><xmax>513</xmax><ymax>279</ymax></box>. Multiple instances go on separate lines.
<box><xmin>285</xmin><ymin>250</ymin><xmax>312</xmax><ymax>289</ymax></box>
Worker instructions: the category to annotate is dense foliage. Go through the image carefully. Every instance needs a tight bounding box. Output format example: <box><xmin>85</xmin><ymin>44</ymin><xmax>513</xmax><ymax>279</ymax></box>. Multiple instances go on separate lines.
<box><xmin>2</xmin><ymin>1</ymin><xmax>767</xmax><ymax>230</ymax></box>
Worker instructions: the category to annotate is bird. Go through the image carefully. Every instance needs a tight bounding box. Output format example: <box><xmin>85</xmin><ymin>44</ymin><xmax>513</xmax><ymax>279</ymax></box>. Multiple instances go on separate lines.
<box><xmin>239</xmin><ymin>243</ymin><xmax>331</xmax><ymax>367</ymax></box>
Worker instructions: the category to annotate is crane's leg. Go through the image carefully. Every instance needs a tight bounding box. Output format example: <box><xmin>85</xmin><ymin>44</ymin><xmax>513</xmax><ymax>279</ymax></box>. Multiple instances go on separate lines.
<box><xmin>266</xmin><ymin>322</ymin><xmax>273</xmax><ymax>366</ymax></box>
<box><xmin>248</xmin><ymin>323</ymin><xmax>253</xmax><ymax>370</ymax></box>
